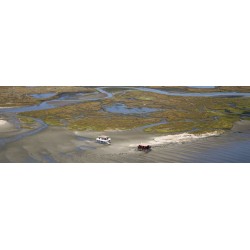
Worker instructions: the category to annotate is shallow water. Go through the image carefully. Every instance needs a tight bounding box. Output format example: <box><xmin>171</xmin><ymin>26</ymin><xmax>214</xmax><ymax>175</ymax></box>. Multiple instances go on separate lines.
<box><xmin>0</xmin><ymin>120</ymin><xmax>250</xmax><ymax>163</ymax></box>
<box><xmin>31</xmin><ymin>92</ymin><xmax>56</xmax><ymax>99</ymax></box>
<box><xmin>104</xmin><ymin>103</ymin><xmax>159</xmax><ymax>114</ymax></box>
<box><xmin>134</xmin><ymin>87</ymin><xmax>250</xmax><ymax>97</ymax></box>
<box><xmin>143</xmin><ymin>131</ymin><xmax>250</xmax><ymax>163</ymax></box>
<box><xmin>2</xmin><ymin>87</ymin><xmax>250</xmax><ymax>114</ymax></box>
<box><xmin>96</xmin><ymin>88</ymin><xmax>113</xmax><ymax>98</ymax></box>
<box><xmin>56</xmin><ymin>92</ymin><xmax>100</xmax><ymax>101</ymax></box>
<box><xmin>72</xmin><ymin>122</ymin><xmax>250</xmax><ymax>163</ymax></box>
<box><xmin>0</xmin><ymin>118</ymin><xmax>48</xmax><ymax>147</ymax></box>
<box><xmin>100</xmin><ymin>86</ymin><xmax>250</xmax><ymax>97</ymax></box>
<box><xmin>0</xmin><ymin>91</ymin><xmax>108</xmax><ymax>113</ymax></box>
<box><xmin>0</xmin><ymin>102</ymin><xmax>55</xmax><ymax>113</ymax></box>
<box><xmin>1</xmin><ymin>87</ymin><xmax>250</xmax><ymax>163</ymax></box>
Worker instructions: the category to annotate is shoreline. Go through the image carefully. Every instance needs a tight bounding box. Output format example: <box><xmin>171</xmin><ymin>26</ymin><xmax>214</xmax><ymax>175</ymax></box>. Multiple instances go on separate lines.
<box><xmin>129</xmin><ymin>131</ymin><xmax>223</xmax><ymax>147</ymax></box>
<box><xmin>0</xmin><ymin>86</ymin><xmax>249</xmax><ymax>162</ymax></box>
<box><xmin>0</xmin><ymin>112</ymin><xmax>242</xmax><ymax>148</ymax></box>
<box><xmin>0</xmin><ymin>120</ymin><xmax>249</xmax><ymax>162</ymax></box>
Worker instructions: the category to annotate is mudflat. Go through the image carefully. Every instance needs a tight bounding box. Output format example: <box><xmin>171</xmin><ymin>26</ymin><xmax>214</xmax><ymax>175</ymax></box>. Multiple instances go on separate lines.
<box><xmin>0</xmin><ymin>119</ymin><xmax>249</xmax><ymax>163</ymax></box>
<box><xmin>0</xmin><ymin>86</ymin><xmax>250</xmax><ymax>163</ymax></box>
<box><xmin>0</xmin><ymin>119</ymin><xmax>18</xmax><ymax>133</ymax></box>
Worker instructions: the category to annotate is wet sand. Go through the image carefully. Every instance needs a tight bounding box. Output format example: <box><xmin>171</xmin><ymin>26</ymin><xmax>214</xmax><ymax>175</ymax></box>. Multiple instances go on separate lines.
<box><xmin>0</xmin><ymin>120</ymin><xmax>13</xmax><ymax>132</ymax></box>
<box><xmin>1</xmin><ymin>87</ymin><xmax>250</xmax><ymax>163</ymax></box>
<box><xmin>0</xmin><ymin>120</ymin><xmax>249</xmax><ymax>163</ymax></box>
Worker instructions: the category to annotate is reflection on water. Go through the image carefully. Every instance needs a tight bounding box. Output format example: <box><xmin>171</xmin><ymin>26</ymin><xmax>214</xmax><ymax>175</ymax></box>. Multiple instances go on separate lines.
<box><xmin>104</xmin><ymin>103</ymin><xmax>159</xmax><ymax>114</ymax></box>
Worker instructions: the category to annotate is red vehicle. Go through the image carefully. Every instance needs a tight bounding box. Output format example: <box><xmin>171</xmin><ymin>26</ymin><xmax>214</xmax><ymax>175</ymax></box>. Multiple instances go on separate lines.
<box><xmin>137</xmin><ymin>144</ymin><xmax>151</xmax><ymax>152</ymax></box>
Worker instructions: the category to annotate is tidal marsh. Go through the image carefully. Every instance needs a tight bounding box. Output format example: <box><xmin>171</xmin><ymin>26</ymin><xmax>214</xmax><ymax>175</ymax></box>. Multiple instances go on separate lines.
<box><xmin>18</xmin><ymin>87</ymin><xmax>250</xmax><ymax>135</ymax></box>
<box><xmin>0</xmin><ymin>86</ymin><xmax>95</xmax><ymax>107</ymax></box>
<box><xmin>1</xmin><ymin>86</ymin><xmax>250</xmax><ymax>163</ymax></box>
<box><xmin>148</xmin><ymin>86</ymin><xmax>250</xmax><ymax>93</ymax></box>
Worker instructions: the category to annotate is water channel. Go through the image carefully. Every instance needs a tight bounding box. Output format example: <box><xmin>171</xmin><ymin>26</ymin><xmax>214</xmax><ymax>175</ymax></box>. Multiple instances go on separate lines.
<box><xmin>0</xmin><ymin>86</ymin><xmax>250</xmax><ymax>162</ymax></box>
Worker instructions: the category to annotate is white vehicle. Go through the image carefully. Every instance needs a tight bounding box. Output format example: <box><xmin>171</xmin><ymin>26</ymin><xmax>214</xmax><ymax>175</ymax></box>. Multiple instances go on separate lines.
<box><xmin>96</xmin><ymin>135</ymin><xmax>111</xmax><ymax>144</ymax></box>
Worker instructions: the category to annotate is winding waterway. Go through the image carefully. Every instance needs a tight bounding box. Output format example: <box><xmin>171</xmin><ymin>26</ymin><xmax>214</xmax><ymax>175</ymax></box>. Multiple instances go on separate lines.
<box><xmin>101</xmin><ymin>86</ymin><xmax>250</xmax><ymax>97</ymax></box>
<box><xmin>0</xmin><ymin>88</ymin><xmax>115</xmax><ymax>147</ymax></box>
<box><xmin>0</xmin><ymin>86</ymin><xmax>250</xmax><ymax>162</ymax></box>
<box><xmin>0</xmin><ymin>118</ymin><xmax>48</xmax><ymax>147</ymax></box>
<box><xmin>1</xmin><ymin>86</ymin><xmax>250</xmax><ymax>114</ymax></box>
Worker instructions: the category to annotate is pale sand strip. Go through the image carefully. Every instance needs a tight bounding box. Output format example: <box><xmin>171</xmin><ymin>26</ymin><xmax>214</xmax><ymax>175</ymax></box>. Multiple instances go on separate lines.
<box><xmin>150</xmin><ymin>131</ymin><xmax>222</xmax><ymax>145</ymax></box>
<box><xmin>0</xmin><ymin>120</ymin><xmax>8</xmax><ymax>126</ymax></box>
<box><xmin>129</xmin><ymin>131</ymin><xmax>222</xmax><ymax>147</ymax></box>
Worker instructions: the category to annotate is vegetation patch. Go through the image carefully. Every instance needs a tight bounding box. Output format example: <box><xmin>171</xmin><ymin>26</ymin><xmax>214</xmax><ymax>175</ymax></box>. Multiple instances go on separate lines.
<box><xmin>0</xmin><ymin>86</ymin><xmax>95</xmax><ymax>107</ymax></box>
<box><xmin>68</xmin><ymin>116</ymin><xmax>162</xmax><ymax>131</ymax></box>
<box><xmin>148</xmin><ymin>86</ymin><xmax>250</xmax><ymax>93</ymax></box>
<box><xmin>101</xmin><ymin>87</ymin><xmax>131</xmax><ymax>93</ymax></box>
<box><xmin>13</xmin><ymin>87</ymin><xmax>250</xmax><ymax>134</ymax></box>
<box><xmin>18</xmin><ymin>116</ymin><xmax>36</xmax><ymax>129</ymax></box>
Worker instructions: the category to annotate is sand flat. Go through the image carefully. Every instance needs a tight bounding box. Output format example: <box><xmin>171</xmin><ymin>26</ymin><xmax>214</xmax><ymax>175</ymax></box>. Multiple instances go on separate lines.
<box><xmin>0</xmin><ymin>119</ymin><xmax>16</xmax><ymax>133</ymax></box>
<box><xmin>0</xmin><ymin>120</ymin><xmax>8</xmax><ymax>126</ymax></box>
<box><xmin>1</xmin><ymin>120</ymin><xmax>249</xmax><ymax>163</ymax></box>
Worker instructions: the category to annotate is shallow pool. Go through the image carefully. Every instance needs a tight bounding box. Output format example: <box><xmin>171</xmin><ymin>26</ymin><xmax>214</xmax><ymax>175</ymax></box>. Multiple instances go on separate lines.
<box><xmin>104</xmin><ymin>103</ymin><xmax>159</xmax><ymax>114</ymax></box>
